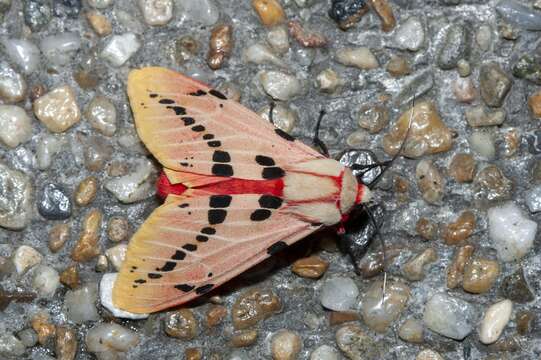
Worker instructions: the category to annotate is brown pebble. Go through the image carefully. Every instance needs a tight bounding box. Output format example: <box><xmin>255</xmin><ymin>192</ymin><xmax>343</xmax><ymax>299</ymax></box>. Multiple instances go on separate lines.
<box><xmin>416</xmin><ymin>160</ymin><xmax>446</xmax><ymax>204</ymax></box>
<box><xmin>368</xmin><ymin>0</ymin><xmax>396</xmax><ymax>32</ymax></box>
<box><xmin>48</xmin><ymin>223</ymin><xmax>71</xmax><ymax>253</ymax></box>
<box><xmin>449</xmin><ymin>153</ymin><xmax>476</xmax><ymax>183</ymax></box>
<box><xmin>175</xmin><ymin>36</ymin><xmax>200</xmax><ymax>64</ymax></box>
<box><xmin>206</xmin><ymin>305</ymin><xmax>228</xmax><ymax>327</ymax></box>
<box><xmin>329</xmin><ymin>311</ymin><xmax>360</xmax><ymax>326</ymax></box>
<box><xmin>71</xmin><ymin>209</ymin><xmax>102</xmax><ymax>262</ymax></box>
<box><xmin>516</xmin><ymin>311</ymin><xmax>535</xmax><ymax>335</ymax></box>
<box><xmin>442</xmin><ymin>210</ymin><xmax>476</xmax><ymax>245</ymax></box>
<box><xmin>291</xmin><ymin>255</ymin><xmax>329</xmax><ymax>279</ymax></box>
<box><xmin>185</xmin><ymin>348</ymin><xmax>203</xmax><ymax>360</ymax></box>
<box><xmin>452</xmin><ymin>77</ymin><xmax>476</xmax><ymax>103</ymax></box>
<box><xmin>271</xmin><ymin>330</ymin><xmax>302</xmax><ymax>360</ymax></box>
<box><xmin>528</xmin><ymin>89</ymin><xmax>541</xmax><ymax>118</ymax></box>
<box><xmin>447</xmin><ymin>244</ymin><xmax>475</xmax><ymax>289</ymax></box>
<box><xmin>416</xmin><ymin>218</ymin><xmax>437</xmax><ymax>241</ymax></box>
<box><xmin>474</xmin><ymin>165</ymin><xmax>514</xmax><ymax>203</ymax></box>
<box><xmin>386</xmin><ymin>56</ymin><xmax>411</xmax><ymax>77</ymax></box>
<box><xmin>30</xmin><ymin>84</ymin><xmax>47</xmax><ymax>101</ymax></box>
<box><xmin>207</xmin><ymin>24</ymin><xmax>233</xmax><ymax>70</ymax></box>
<box><xmin>394</xmin><ymin>175</ymin><xmax>409</xmax><ymax>193</ymax></box>
<box><xmin>288</xmin><ymin>20</ymin><xmax>328</xmax><ymax>48</ymax></box>
<box><xmin>398</xmin><ymin>318</ymin><xmax>424</xmax><ymax>344</ymax></box>
<box><xmin>164</xmin><ymin>309</ymin><xmax>198</xmax><ymax>340</ymax></box>
<box><xmin>252</xmin><ymin>0</ymin><xmax>285</xmax><ymax>27</ymax></box>
<box><xmin>106</xmin><ymin>160</ymin><xmax>129</xmax><ymax>177</ymax></box>
<box><xmin>502</xmin><ymin>128</ymin><xmax>520</xmax><ymax>158</ymax></box>
<box><xmin>232</xmin><ymin>288</ymin><xmax>282</xmax><ymax>329</ymax></box>
<box><xmin>59</xmin><ymin>264</ymin><xmax>79</xmax><ymax>289</ymax></box>
<box><xmin>357</xmin><ymin>105</ymin><xmax>389</xmax><ymax>134</ymax></box>
<box><xmin>357</xmin><ymin>247</ymin><xmax>401</xmax><ymax>278</ymax></box>
<box><xmin>107</xmin><ymin>216</ymin><xmax>130</xmax><ymax>242</ymax></box>
<box><xmin>462</xmin><ymin>258</ymin><xmax>500</xmax><ymax>294</ymax></box>
<box><xmin>231</xmin><ymin>329</ymin><xmax>258</xmax><ymax>347</ymax></box>
<box><xmin>73</xmin><ymin>70</ymin><xmax>99</xmax><ymax>89</ymax></box>
<box><xmin>402</xmin><ymin>248</ymin><xmax>438</xmax><ymax>281</ymax></box>
<box><xmin>55</xmin><ymin>326</ymin><xmax>77</xmax><ymax>360</ymax></box>
<box><xmin>86</xmin><ymin>10</ymin><xmax>112</xmax><ymax>37</ymax></box>
<box><xmin>75</xmin><ymin>176</ymin><xmax>98</xmax><ymax>206</ymax></box>
<box><xmin>31</xmin><ymin>313</ymin><xmax>56</xmax><ymax>345</ymax></box>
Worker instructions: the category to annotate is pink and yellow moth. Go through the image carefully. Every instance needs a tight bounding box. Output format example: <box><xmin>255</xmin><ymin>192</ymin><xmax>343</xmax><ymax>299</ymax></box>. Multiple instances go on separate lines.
<box><xmin>112</xmin><ymin>67</ymin><xmax>372</xmax><ymax>314</ymax></box>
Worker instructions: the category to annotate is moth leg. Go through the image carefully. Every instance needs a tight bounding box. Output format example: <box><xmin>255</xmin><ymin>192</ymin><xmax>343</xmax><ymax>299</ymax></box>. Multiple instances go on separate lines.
<box><xmin>268</xmin><ymin>102</ymin><xmax>276</xmax><ymax>125</ymax></box>
<box><xmin>313</xmin><ymin>110</ymin><xmax>329</xmax><ymax>157</ymax></box>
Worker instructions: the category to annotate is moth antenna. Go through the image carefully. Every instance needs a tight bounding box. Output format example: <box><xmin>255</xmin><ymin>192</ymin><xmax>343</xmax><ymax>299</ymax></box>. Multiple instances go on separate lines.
<box><xmin>269</xmin><ymin>102</ymin><xmax>276</xmax><ymax>125</ymax></box>
<box><xmin>313</xmin><ymin>109</ymin><xmax>329</xmax><ymax>157</ymax></box>
<box><xmin>367</xmin><ymin>95</ymin><xmax>416</xmax><ymax>189</ymax></box>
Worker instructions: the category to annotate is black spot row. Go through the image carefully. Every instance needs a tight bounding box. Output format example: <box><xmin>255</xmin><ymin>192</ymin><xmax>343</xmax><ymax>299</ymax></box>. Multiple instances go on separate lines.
<box><xmin>259</xmin><ymin>195</ymin><xmax>282</xmax><ymax>209</ymax></box>
<box><xmin>250</xmin><ymin>209</ymin><xmax>271</xmax><ymax>221</ymax></box>
<box><xmin>213</xmin><ymin>150</ymin><xmax>231</xmax><ymax>163</ymax></box>
<box><xmin>182</xmin><ymin>243</ymin><xmax>197</xmax><ymax>251</ymax></box>
<box><xmin>172</xmin><ymin>250</ymin><xmax>186</xmax><ymax>260</ymax></box>
<box><xmin>148</xmin><ymin>273</ymin><xmax>162</xmax><ymax>279</ymax></box>
<box><xmin>157</xmin><ymin>261</ymin><xmax>176</xmax><ymax>272</ymax></box>
<box><xmin>175</xmin><ymin>283</ymin><xmax>194</xmax><ymax>292</ymax></box>
<box><xmin>255</xmin><ymin>155</ymin><xmax>275</xmax><ymax>166</ymax></box>
<box><xmin>262</xmin><ymin>167</ymin><xmax>285</xmax><ymax>179</ymax></box>
<box><xmin>134</xmin><ymin>279</ymin><xmax>146</xmax><ymax>284</ymax></box>
<box><xmin>210</xmin><ymin>195</ymin><xmax>232</xmax><ymax>208</ymax></box>
<box><xmin>182</xmin><ymin>117</ymin><xmax>195</xmax><ymax>126</ymax></box>
<box><xmin>159</xmin><ymin>98</ymin><xmax>175</xmax><ymax>104</ymax></box>
<box><xmin>208</xmin><ymin>209</ymin><xmax>227</xmax><ymax>225</ymax></box>
<box><xmin>189</xmin><ymin>90</ymin><xmax>207</xmax><ymax>96</ymax></box>
<box><xmin>212</xmin><ymin>163</ymin><xmax>233</xmax><ymax>177</ymax></box>
<box><xmin>166</xmin><ymin>105</ymin><xmax>186</xmax><ymax>115</ymax></box>
<box><xmin>209</xmin><ymin>89</ymin><xmax>227</xmax><ymax>100</ymax></box>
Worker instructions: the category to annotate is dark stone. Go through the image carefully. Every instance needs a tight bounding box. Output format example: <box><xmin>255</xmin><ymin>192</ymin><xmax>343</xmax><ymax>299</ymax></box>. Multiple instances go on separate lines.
<box><xmin>526</xmin><ymin>130</ymin><xmax>541</xmax><ymax>155</ymax></box>
<box><xmin>479</xmin><ymin>63</ymin><xmax>512</xmax><ymax>107</ymax></box>
<box><xmin>512</xmin><ymin>55</ymin><xmax>541</xmax><ymax>85</ymax></box>
<box><xmin>338</xmin><ymin>149</ymin><xmax>383</xmax><ymax>186</ymax></box>
<box><xmin>437</xmin><ymin>23</ymin><xmax>471</xmax><ymax>70</ymax></box>
<box><xmin>328</xmin><ymin>0</ymin><xmax>369</xmax><ymax>30</ymax></box>
<box><xmin>37</xmin><ymin>183</ymin><xmax>72</xmax><ymax>220</ymax></box>
<box><xmin>0</xmin><ymin>288</ymin><xmax>36</xmax><ymax>311</ymax></box>
<box><xmin>499</xmin><ymin>267</ymin><xmax>535</xmax><ymax>303</ymax></box>
<box><xmin>53</xmin><ymin>0</ymin><xmax>81</xmax><ymax>18</ymax></box>
<box><xmin>23</xmin><ymin>0</ymin><xmax>52</xmax><ymax>31</ymax></box>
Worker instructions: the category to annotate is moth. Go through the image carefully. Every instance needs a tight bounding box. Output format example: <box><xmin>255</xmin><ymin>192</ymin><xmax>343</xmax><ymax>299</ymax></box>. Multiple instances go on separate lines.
<box><xmin>112</xmin><ymin>67</ymin><xmax>379</xmax><ymax>314</ymax></box>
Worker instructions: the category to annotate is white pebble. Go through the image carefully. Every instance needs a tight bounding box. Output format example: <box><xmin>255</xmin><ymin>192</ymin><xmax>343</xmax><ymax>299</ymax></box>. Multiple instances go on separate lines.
<box><xmin>320</xmin><ymin>277</ymin><xmax>359</xmax><ymax>311</ymax></box>
<box><xmin>177</xmin><ymin>0</ymin><xmax>219</xmax><ymax>26</ymax></box>
<box><xmin>138</xmin><ymin>0</ymin><xmax>173</xmax><ymax>26</ymax></box>
<box><xmin>271</xmin><ymin>330</ymin><xmax>302</xmax><ymax>360</ymax></box>
<box><xmin>12</xmin><ymin>245</ymin><xmax>42</xmax><ymax>274</ymax></box>
<box><xmin>243</xmin><ymin>43</ymin><xmax>285</xmax><ymax>67</ymax></box>
<box><xmin>488</xmin><ymin>202</ymin><xmax>537</xmax><ymax>262</ymax></box>
<box><xmin>36</xmin><ymin>135</ymin><xmax>64</xmax><ymax>170</ymax></box>
<box><xmin>317</xmin><ymin>68</ymin><xmax>343</xmax><ymax>93</ymax></box>
<box><xmin>525</xmin><ymin>185</ymin><xmax>541</xmax><ymax>213</ymax></box>
<box><xmin>267</xmin><ymin>26</ymin><xmax>289</xmax><ymax>54</ymax></box>
<box><xmin>423</xmin><ymin>293</ymin><xmax>475</xmax><ymax>340</ymax></box>
<box><xmin>336</xmin><ymin>47</ymin><xmax>379</xmax><ymax>70</ymax></box>
<box><xmin>84</xmin><ymin>96</ymin><xmax>117</xmax><ymax>136</ymax></box>
<box><xmin>0</xmin><ymin>105</ymin><xmax>32</xmax><ymax>148</ymax></box>
<box><xmin>101</xmin><ymin>33</ymin><xmax>141</xmax><ymax>67</ymax></box>
<box><xmin>33</xmin><ymin>85</ymin><xmax>80</xmax><ymax>133</ymax></box>
<box><xmin>64</xmin><ymin>283</ymin><xmax>100</xmax><ymax>323</ymax></box>
<box><xmin>0</xmin><ymin>64</ymin><xmax>27</xmax><ymax>103</ymax></box>
<box><xmin>416</xmin><ymin>349</ymin><xmax>444</xmax><ymax>360</ymax></box>
<box><xmin>469</xmin><ymin>131</ymin><xmax>495</xmax><ymax>159</ymax></box>
<box><xmin>476</xmin><ymin>24</ymin><xmax>492</xmax><ymax>51</ymax></box>
<box><xmin>0</xmin><ymin>38</ymin><xmax>41</xmax><ymax>74</ymax></box>
<box><xmin>310</xmin><ymin>345</ymin><xmax>340</xmax><ymax>360</ymax></box>
<box><xmin>40</xmin><ymin>32</ymin><xmax>81</xmax><ymax>66</ymax></box>
<box><xmin>86</xmin><ymin>323</ymin><xmax>140</xmax><ymax>356</ymax></box>
<box><xmin>105</xmin><ymin>244</ymin><xmax>127</xmax><ymax>271</ymax></box>
<box><xmin>105</xmin><ymin>158</ymin><xmax>155</xmax><ymax>203</ymax></box>
<box><xmin>99</xmin><ymin>273</ymin><xmax>149</xmax><ymax>319</ymax></box>
<box><xmin>88</xmin><ymin>0</ymin><xmax>114</xmax><ymax>8</ymax></box>
<box><xmin>259</xmin><ymin>71</ymin><xmax>302</xmax><ymax>101</ymax></box>
<box><xmin>393</xmin><ymin>17</ymin><xmax>425</xmax><ymax>51</ymax></box>
<box><xmin>0</xmin><ymin>333</ymin><xmax>26</xmax><ymax>357</ymax></box>
<box><xmin>32</xmin><ymin>265</ymin><xmax>60</xmax><ymax>297</ymax></box>
<box><xmin>479</xmin><ymin>299</ymin><xmax>512</xmax><ymax>344</ymax></box>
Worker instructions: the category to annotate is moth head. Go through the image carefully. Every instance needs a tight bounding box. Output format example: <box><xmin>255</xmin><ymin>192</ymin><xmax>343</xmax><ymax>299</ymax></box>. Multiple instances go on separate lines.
<box><xmin>355</xmin><ymin>182</ymin><xmax>371</xmax><ymax>205</ymax></box>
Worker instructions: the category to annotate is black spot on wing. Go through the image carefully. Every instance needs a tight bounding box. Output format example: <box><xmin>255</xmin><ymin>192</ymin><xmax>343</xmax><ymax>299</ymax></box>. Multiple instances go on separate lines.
<box><xmin>267</xmin><ymin>241</ymin><xmax>288</xmax><ymax>255</ymax></box>
<box><xmin>149</xmin><ymin>93</ymin><xmax>158</xmax><ymax>98</ymax></box>
<box><xmin>195</xmin><ymin>284</ymin><xmax>214</xmax><ymax>295</ymax></box>
<box><xmin>192</xmin><ymin>125</ymin><xmax>205</xmax><ymax>132</ymax></box>
<box><xmin>179</xmin><ymin>203</ymin><xmax>189</xmax><ymax>208</ymax></box>
<box><xmin>182</xmin><ymin>117</ymin><xmax>195</xmax><ymax>126</ymax></box>
<box><xmin>148</xmin><ymin>273</ymin><xmax>162</xmax><ymax>279</ymax></box>
<box><xmin>275</xmin><ymin>128</ymin><xmax>295</xmax><ymax>141</ymax></box>
<box><xmin>209</xmin><ymin>89</ymin><xmax>227</xmax><ymax>100</ymax></box>
<box><xmin>134</xmin><ymin>279</ymin><xmax>146</xmax><ymax>284</ymax></box>
<box><xmin>208</xmin><ymin>140</ymin><xmax>221</xmax><ymax>147</ymax></box>
<box><xmin>250</xmin><ymin>209</ymin><xmax>272</xmax><ymax>221</ymax></box>
<box><xmin>262</xmin><ymin>167</ymin><xmax>285</xmax><ymax>179</ymax></box>
<box><xmin>172</xmin><ymin>250</ymin><xmax>186</xmax><ymax>260</ymax></box>
<box><xmin>259</xmin><ymin>195</ymin><xmax>283</xmax><ymax>209</ymax></box>
<box><xmin>213</xmin><ymin>150</ymin><xmax>231</xmax><ymax>163</ymax></box>
<box><xmin>167</xmin><ymin>106</ymin><xmax>186</xmax><ymax>115</ymax></box>
<box><xmin>189</xmin><ymin>90</ymin><xmax>207</xmax><ymax>96</ymax></box>
<box><xmin>175</xmin><ymin>284</ymin><xmax>195</xmax><ymax>292</ymax></box>
<box><xmin>208</xmin><ymin>209</ymin><xmax>227</xmax><ymax>224</ymax></box>
<box><xmin>196</xmin><ymin>235</ymin><xmax>208</xmax><ymax>242</ymax></box>
<box><xmin>201</xmin><ymin>227</ymin><xmax>216</xmax><ymax>235</ymax></box>
<box><xmin>182</xmin><ymin>244</ymin><xmax>197</xmax><ymax>251</ymax></box>
<box><xmin>159</xmin><ymin>99</ymin><xmax>175</xmax><ymax>104</ymax></box>
<box><xmin>203</xmin><ymin>134</ymin><xmax>215</xmax><ymax>140</ymax></box>
<box><xmin>212</xmin><ymin>164</ymin><xmax>233</xmax><ymax>177</ymax></box>
<box><xmin>157</xmin><ymin>261</ymin><xmax>176</xmax><ymax>272</ymax></box>
<box><xmin>209</xmin><ymin>195</ymin><xmax>232</xmax><ymax>208</ymax></box>
<box><xmin>255</xmin><ymin>155</ymin><xmax>275</xmax><ymax>166</ymax></box>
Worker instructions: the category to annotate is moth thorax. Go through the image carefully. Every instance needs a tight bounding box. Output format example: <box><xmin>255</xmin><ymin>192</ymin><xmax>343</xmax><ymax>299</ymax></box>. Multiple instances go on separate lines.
<box><xmin>356</xmin><ymin>183</ymin><xmax>372</xmax><ymax>205</ymax></box>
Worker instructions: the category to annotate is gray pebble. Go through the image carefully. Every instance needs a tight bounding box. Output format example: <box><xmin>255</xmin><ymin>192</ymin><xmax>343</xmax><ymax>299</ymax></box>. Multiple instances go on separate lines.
<box><xmin>479</xmin><ymin>63</ymin><xmax>512</xmax><ymax>107</ymax></box>
<box><xmin>437</xmin><ymin>23</ymin><xmax>470</xmax><ymax>70</ymax></box>
<box><xmin>23</xmin><ymin>0</ymin><xmax>52</xmax><ymax>32</ymax></box>
<box><xmin>37</xmin><ymin>183</ymin><xmax>72</xmax><ymax>220</ymax></box>
<box><xmin>320</xmin><ymin>277</ymin><xmax>359</xmax><ymax>311</ymax></box>
<box><xmin>423</xmin><ymin>293</ymin><xmax>475</xmax><ymax>340</ymax></box>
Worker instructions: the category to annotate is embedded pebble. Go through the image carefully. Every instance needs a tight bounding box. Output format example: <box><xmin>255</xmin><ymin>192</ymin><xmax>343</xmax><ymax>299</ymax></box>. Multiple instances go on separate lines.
<box><xmin>266</xmin><ymin>26</ymin><xmax>289</xmax><ymax>54</ymax></box>
<box><xmin>33</xmin><ymin>85</ymin><xmax>81</xmax><ymax>133</ymax></box>
<box><xmin>252</xmin><ymin>0</ymin><xmax>285</xmax><ymax>27</ymax></box>
<box><xmin>368</xmin><ymin>0</ymin><xmax>396</xmax><ymax>32</ymax></box>
<box><xmin>75</xmin><ymin>176</ymin><xmax>98</xmax><ymax>206</ymax></box>
<box><xmin>479</xmin><ymin>299</ymin><xmax>512</xmax><ymax>345</ymax></box>
<box><xmin>60</xmin><ymin>264</ymin><xmax>80</xmax><ymax>289</ymax></box>
<box><xmin>310</xmin><ymin>345</ymin><xmax>340</xmax><ymax>360</ymax></box>
<box><xmin>65</xmin><ymin>283</ymin><xmax>100</xmax><ymax>323</ymax></box>
<box><xmin>86</xmin><ymin>11</ymin><xmax>112</xmax><ymax>36</ymax></box>
<box><xmin>447</xmin><ymin>244</ymin><xmax>474</xmax><ymax>289</ymax></box>
<box><xmin>101</xmin><ymin>33</ymin><xmax>142</xmax><ymax>67</ymax></box>
<box><xmin>457</xmin><ymin>59</ymin><xmax>471</xmax><ymax>77</ymax></box>
<box><xmin>386</xmin><ymin>55</ymin><xmax>411</xmax><ymax>77</ymax></box>
<box><xmin>469</xmin><ymin>131</ymin><xmax>496</xmax><ymax>159</ymax></box>
<box><xmin>31</xmin><ymin>313</ymin><xmax>56</xmax><ymax>345</ymax></box>
<box><xmin>529</xmin><ymin>91</ymin><xmax>541</xmax><ymax>120</ymax></box>
<box><xmin>361</xmin><ymin>280</ymin><xmax>410</xmax><ymax>332</ymax></box>
<box><xmin>207</xmin><ymin>24</ymin><xmax>233</xmax><ymax>70</ymax></box>
<box><xmin>437</xmin><ymin>23</ymin><xmax>470</xmax><ymax>70</ymax></box>
<box><xmin>49</xmin><ymin>223</ymin><xmax>71</xmax><ymax>253</ymax></box>
<box><xmin>423</xmin><ymin>293</ymin><xmax>475</xmax><ymax>340</ymax></box>
<box><xmin>317</xmin><ymin>68</ymin><xmax>343</xmax><ymax>93</ymax></box>
<box><xmin>99</xmin><ymin>273</ymin><xmax>149</xmax><ymax>319</ymax></box>
<box><xmin>107</xmin><ymin>216</ymin><xmax>130</xmax><ymax>242</ymax></box>
<box><xmin>164</xmin><ymin>309</ymin><xmax>198</xmax><ymax>340</ymax></box>
<box><xmin>40</xmin><ymin>32</ymin><xmax>81</xmax><ymax>66</ymax></box>
<box><xmin>474</xmin><ymin>165</ymin><xmax>513</xmax><ymax>202</ymax></box>
<box><xmin>81</xmin><ymin>134</ymin><xmax>113</xmax><ymax>171</ymax></box>
<box><xmin>32</xmin><ymin>265</ymin><xmax>60</xmax><ymax>297</ymax></box>
<box><xmin>442</xmin><ymin>210</ymin><xmax>475</xmax><ymax>245</ymax></box>
<box><xmin>85</xmin><ymin>323</ymin><xmax>140</xmax><ymax>358</ymax></box>
<box><xmin>17</xmin><ymin>328</ymin><xmax>38</xmax><ymax>348</ymax></box>
<box><xmin>0</xmin><ymin>64</ymin><xmax>27</xmax><ymax>103</ymax></box>
<box><xmin>448</xmin><ymin>153</ymin><xmax>475</xmax><ymax>183</ymax></box>
<box><xmin>105</xmin><ymin>243</ymin><xmax>127</xmax><ymax>271</ymax></box>
<box><xmin>403</xmin><ymin>248</ymin><xmax>438</xmax><ymax>281</ymax></box>
<box><xmin>23</xmin><ymin>1</ymin><xmax>51</xmax><ymax>31</ymax></box>
<box><xmin>0</xmin><ymin>334</ymin><xmax>25</xmax><ymax>357</ymax></box>
<box><xmin>496</xmin><ymin>0</ymin><xmax>541</xmax><ymax>31</ymax></box>
<box><xmin>383</xmin><ymin>101</ymin><xmax>453</xmax><ymax>158</ymax></box>
<box><xmin>335</xmin><ymin>47</ymin><xmax>379</xmax><ymax>70</ymax></box>
<box><xmin>271</xmin><ymin>330</ymin><xmax>302</xmax><ymax>360</ymax></box>
<box><xmin>462</xmin><ymin>258</ymin><xmax>500</xmax><ymax>294</ymax></box>
<box><xmin>465</xmin><ymin>106</ymin><xmax>505</xmax><ymax>127</ymax></box>
<box><xmin>398</xmin><ymin>318</ymin><xmax>423</xmax><ymax>343</ymax></box>
<box><xmin>55</xmin><ymin>326</ymin><xmax>78</xmax><ymax>360</ymax></box>
<box><xmin>38</xmin><ymin>183</ymin><xmax>72</xmax><ymax>220</ymax></box>
<box><xmin>259</xmin><ymin>71</ymin><xmax>302</xmax><ymax>101</ymax></box>
<box><xmin>513</xmin><ymin>55</ymin><xmax>541</xmax><ymax>85</ymax></box>
<box><xmin>288</xmin><ymin>20</ymin><xmax>328</xmax><ymax>48</ymax></box>
<box><xmin>498</xmin><ymin>267</ymin><xmax>535</xmax><ymax>303</ymax></box>
<box><xmin>232</xmin><ymin>288</ymin><xmax>282</xmax><ymax>329</ymax></box>
<box><xmin>0</xmin><ymin>105</ymin><xmax>32</xmax><ymax>148</ymax></box>
<box><xmin>479</xmin><ymin>63</ymin><xmax>512</xmax><ymax>107</ymax></box>
<box><xmin>177</xmin><ymin>0</ymin><xmax>219</xmax><ymax>26</ymax></box>
<box><xmin>36</xmin><ymin>135</ymin><xmax>65</xmax><ymax>170</ymax></box>
<box><xmin>346</xmin><ymin>129</ymin><xmax>369</xmax><ymax>148</ymax></box>
<box><xmin>416</xmin><ymin>160</ymin><xmax>446</xmax><ymax>204</ymax></box>
<box><xmin>452</xmin><ymin>77</ymin><xmax>476</xmax><ymax>103</ymax></box>
<box><xmin>185</xmin><ymin>348</ymin><xmax>203</xmax><ymax>360</ymax></box>
<box><xmin>206</xmin><ymin>305</ymin><xmax>227</xmax><ymax>327</ymax></box>
<box><xmin>84</xmin><ymin>96</ymin><xmax>117</xmax><ymax>136</ymax></box>
<box><xmin>71</xmin><ymin>208</ymin><xmax>102</xmax><ymax>262</ymax></box>
<box><xmin>393</xmin><ymin>17</ymin><xmax>424</xmax><ymax>51</ymax></box>
<box><xmin>415</xmin><ymin>218</ymin><xmax>437</xmax><ymax>241</ymax></box>
<box><xmin>88</xmin><ymin>0</ymin><xmax>114</xmax><ymax>8</ymax></box>
<box><xmin>139</xmin><ymin>0</ymin><xmax>173</xmax><ymax>26</ymax></box>
<box><xmin>525</xmin><ymin>186</ymin><xmax>541</xmax><ymax>213</ymax></box>
<box><xmin>243</xmin><ymin>43</ymin><xmax>285</xmax><ymax>67</ymax></box>
<box><xmin>105</xmin><ymin>158</ymin><xmax>155</xmax><ymax>203</ymax></box>
<box><xmin>292</xmin><ymin>255</ymin><xmax>329</xmax><ymax>279</ymax></box>
<box><xmin>13</xmin><ymin>245</ymin><xmax>42</xmax><ymax>274</ymax></box>
<box><xmin>488</xmin><ymin>202</ymin><xmax>537</xmax><ymax>262</ymax></box>
<box><xmin>96</xmin><ymin>254</ymin><xmax>108</xmax><ymax>271</ymax></box>
<box><xmin>231</xmin><ymin>329</ymin><xmax>258</xmax><ymax>347</ymax></box>
<box><xmin>357</xmin><ymin>105</ymin><xmax>388</xmax><ymax>134</ymax></box>
<box><xmin>416</xmin><ymin>350</ymin><xmax>444</xmax><ymax>360</ymax></box>
<box><xmin>517</xmin><ymin>311</ymin><xmax>535</xmax><ymax>335</ymax></box>
<box><xmin>320</xmin><ymin>277</ymin><xmax>359</xmax><ymax>311</ymax></box>
<box><xmin>328</xmin><ymin>0</ymin><xmax>369</xmax><ymax>30</ymax></box>
<box><xmin>335</xmin><ymin>324</ymin><xmax>381</xmax><ymax>360</ymax></box>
